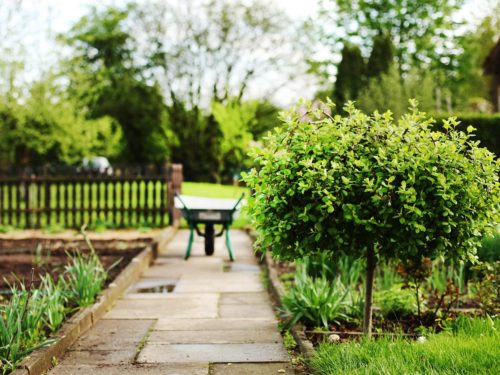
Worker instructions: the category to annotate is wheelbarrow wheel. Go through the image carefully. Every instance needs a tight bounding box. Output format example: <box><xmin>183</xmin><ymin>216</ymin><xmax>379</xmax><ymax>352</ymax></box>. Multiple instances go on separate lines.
<box><xmin>204</xmin><ymin>223</ymin><xmax>215</xmax><ymax>255</ymax></box>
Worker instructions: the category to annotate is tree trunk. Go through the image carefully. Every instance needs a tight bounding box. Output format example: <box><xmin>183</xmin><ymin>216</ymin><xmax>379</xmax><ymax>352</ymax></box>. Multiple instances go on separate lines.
<box><xmin>363</xmin><ymin>245</ymin><xmax>377</xmax><ymax>338</ymax></box>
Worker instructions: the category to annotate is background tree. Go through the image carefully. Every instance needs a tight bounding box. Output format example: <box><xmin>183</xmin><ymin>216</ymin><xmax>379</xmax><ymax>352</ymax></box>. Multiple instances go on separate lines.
<box><xmin>333</xmin><ymin>0</ymin><xmax>464</xmax><ymax>70</ymax></box>
<box><xmin>453</xmin><ymin>11</ymin><xmax>500</xmax><ymax>110</ymax></box>
<box><xmin>333</xmin><ymin>44</ymin><xmax>366</xmax><ymax>107</ymax></box>
<box><xmin>167</xmin><ymin>96</ymin><xmax>222</xmax><ymax>182</ymax></box>
<box><xmin>244</xmin><ymin>100</ymin><xmax>499</xmax><ymax>336</ymax></box>
<box><xmin>0</xmin><ymin>76</ymin><xmax>122</xmax><ymax>166</ymax></box>
<box><xmin>366</xmin><ymin>33</ymin><xmax>394</xmax><ymax>79</ymax></box>
<box><xmin>133</xmin><ymin>0</ymin><xmax>306</xmax><ymax>179</ymax></box>
<box><xmin>212</xmin><ymin>99</ymin><xmax>257</xmax><ymax>181</ymax></box>
<box><xmin>358</xmin><ymin>68</ymin><xmax>437</xmax><ymax>117</ymax></box>
<box><xmin>62</xmin><ymin>6</ymin><xmax>172</xmax><ymax>163</ymax></box>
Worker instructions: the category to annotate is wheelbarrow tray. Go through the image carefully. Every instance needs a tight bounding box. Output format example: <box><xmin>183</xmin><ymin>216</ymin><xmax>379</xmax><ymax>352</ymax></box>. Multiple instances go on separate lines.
<box><xmin>175</xmin><ymin>196</ymin><xmax>243</xmax><ymax>224</ymax></box>
<box><xmin>174</xmin><ymin>194</ymin><xmax>245</xmax><ymax>260</ymax></box>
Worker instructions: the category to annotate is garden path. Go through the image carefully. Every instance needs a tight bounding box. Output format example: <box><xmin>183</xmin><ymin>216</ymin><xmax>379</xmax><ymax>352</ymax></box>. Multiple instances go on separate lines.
<box><xmin>48</xmin><ymin>229</ymin><xmax>293</xmax><ymax>374</ymax></box>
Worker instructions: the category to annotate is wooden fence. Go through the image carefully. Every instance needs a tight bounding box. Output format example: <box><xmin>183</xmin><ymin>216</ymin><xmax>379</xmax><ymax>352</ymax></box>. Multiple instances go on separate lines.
<box><xmin>0</xmin><ymin>164</ymin><xmax>183</xmax><ymax>229</ymax></box>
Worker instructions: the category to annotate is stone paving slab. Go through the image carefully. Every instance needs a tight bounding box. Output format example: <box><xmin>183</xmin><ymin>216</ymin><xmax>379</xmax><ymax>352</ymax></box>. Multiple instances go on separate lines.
<box><xmin>137</xmin><ymin>343</ymin><xmax>290</xmax><ymax>363</ymax></box>
<box><xmin>143</xmin><ymin>258</ymin><xmax>224</xmax><ymax>278</ymax></box>
<box><xmin>154</xmin><ymin>318</ymin><xmax>278</xmax><ymax>331</ymax></box>
<box><xmin>127</xmin><ymin>278</ymin><xmax>179</xmax><ymax>293</ymax></box>
<box><xmin>148</xmin><ymin>330</ymin><xmax>283</xmax><ymax>344</ymax></box>
<box><xmin>220</xmin><ymin>292</ymin><xmax>271</xmax><ymax>305</ymax></box>
<box><xmin>49</xmin><ymin>363</ymin><xmax>209</xmax><ymax>375</ymax></box>
<box><xmin>56</xmin><ymin>349</ymin><xmax>136</xmax><ymax>366</ymax></box>
<box><xmin>104</xmin><ymin>294</ymin><xmax>218</xmax><ymax>319</ymax></box>
<box><xmin>71</xmin><ymin>320</ymin><xmax>154</xmax><ymax>351</ymax></box>
<box><xmin>212</xmin><ymin>362</ymin><xmax>295</xmax><ymax>375</ymax></box>
<box><xmin>49</xmin><ymin>230</ymin><xmax>291</xmax><ymax>374</ymax></box>
<box><xmin>224</xmin><ymin>263</ymin><xmax>261</xmax><ymax>272</ymax></box>
<box><xmin>219</xmin><ymin>304</ymin><xmax>276</xmax><ymax>319</ymax></box>
<box><xmin>174</xmin><ymin>275</ymin><xmax>264</xmax><ymax>293</ymax></box>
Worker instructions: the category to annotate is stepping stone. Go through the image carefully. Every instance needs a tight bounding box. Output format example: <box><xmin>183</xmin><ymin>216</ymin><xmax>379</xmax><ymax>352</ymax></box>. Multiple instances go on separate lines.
<box><xmin>148</xmin><ymin>329</ymin><xmax>283</xmax><ymax>344</ymax></box>
<box><xmin>137</xmin><ymin>343</ymin><xmax>289</xmax><ymax>363</ymax></box>
<box><xmin>154</xmin><ymin>318</ymin><xmax>277</xmax><ymax>331</ymax></box>
<box><xmin>212</xmin><ymin>363</ymin><xmax>295</xmax><ymax>375</ymax></box>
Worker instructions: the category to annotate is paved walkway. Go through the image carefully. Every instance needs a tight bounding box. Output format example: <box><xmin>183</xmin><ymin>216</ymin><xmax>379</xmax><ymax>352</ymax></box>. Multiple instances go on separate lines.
<box><xmin>49</xmin><ymin>230</ymin><xmax>293</xmax><ymax>374</ymax></box>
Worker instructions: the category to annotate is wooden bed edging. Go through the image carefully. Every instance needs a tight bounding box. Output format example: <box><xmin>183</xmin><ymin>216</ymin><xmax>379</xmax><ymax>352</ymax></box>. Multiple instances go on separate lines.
<box><xmin>10</xmin><ymin>226</ymin><xmax>178</xmax><ymax>375</ymax></box>
<box><xmin>263</xmin><ymin>251</ymin><xmax>316</xmax><ymax>359</ymax></box>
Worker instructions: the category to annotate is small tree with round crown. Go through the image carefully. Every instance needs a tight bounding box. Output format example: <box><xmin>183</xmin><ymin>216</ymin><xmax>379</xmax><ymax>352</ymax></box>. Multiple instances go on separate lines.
<box><xmin>244</xmin><ymin>99</ymin><xmax>499</xmax><ymax>336</ymax></box>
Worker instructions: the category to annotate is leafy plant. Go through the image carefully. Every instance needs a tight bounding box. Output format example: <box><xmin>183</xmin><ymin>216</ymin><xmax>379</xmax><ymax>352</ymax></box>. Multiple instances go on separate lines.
<box><xmin>88</xmin><ymin>218</ymin><xmax>116</xmax><ymax>232</ymax></box>
<box><xmin>376</xmin><ymin>284</ymin><xmax>417</xmax><ymax>318</ymax></box>
<box><xmin>377</xmin><ymin>263</ymin><xmax>403</xmax><ymax>291</ymax></box>
<box><xmin>39</xmin><ymin>275</ymin><xmax>67</xmax><ymax>332</ymax></box>
<box><xmin>63</xmin><ymin>249</ymin><xmax>107</xmax><ymax>307</ymax></box>
<box><xmin>0</xmin><ymin>228</ymin><xmax>113</xmax><ymax>373</ymax></box>
<box><xmin>245</xmin><ymin>99</ymin><xmax>499</xmax><ymax>336</ymax></box>
<box><xmin>0</xmin><ymin>273</ymin><xmax>54</xmax><ymax>374</ymax></box>
<box><xmin>42</xmin><ymin>223</ymin><xmax>65</xmax><ymax>234</ymax></box>
<box><xmin>477</xmin><ymin>232</ymin><xmax>500</xmax><ymax>262</ymax></box>
<box><xmin>281</xmin><ymin>263</ymin><xmax>349</xmax><ymax>328</ymax></box>
<box><xmin>0</xmin><ymin>225</ymin><xmax>15</xmax><ymax>234</ymax></box>
<box><xmin>470</xmin><ymin>261</ymin><xmax>499</xmax><ymax>315</ymax></box>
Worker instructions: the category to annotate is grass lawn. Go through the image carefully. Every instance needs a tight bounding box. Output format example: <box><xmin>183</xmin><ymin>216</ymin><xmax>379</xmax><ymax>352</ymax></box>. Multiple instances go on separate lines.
<box><xmin>309</xmin><ymin>317</ymin><xmax>499</xmax><ymax>375</ymax></box>
<box><xmin>181</xmin><ymin>182</ymin><xmax>250</xmax><ymax>229</ymax></box>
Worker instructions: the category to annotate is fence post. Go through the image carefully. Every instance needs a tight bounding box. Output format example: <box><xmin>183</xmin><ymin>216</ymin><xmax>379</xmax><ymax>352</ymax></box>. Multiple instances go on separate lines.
<box><xmin>167</xmin><ymin>164</ymin><xmax>183</xmax><ymax>227</ymax></box>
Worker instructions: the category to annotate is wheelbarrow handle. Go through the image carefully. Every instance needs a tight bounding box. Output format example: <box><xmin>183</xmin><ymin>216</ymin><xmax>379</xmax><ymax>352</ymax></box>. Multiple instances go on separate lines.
<box><xmin>231</xmin><ymin>193</ymin><xmax>245</xmax><ymax>212</ymax></box>
<box><xmin>175</xmin><ymin>192</ymin><xmax>190</xmax><ymax>212</ymax></box>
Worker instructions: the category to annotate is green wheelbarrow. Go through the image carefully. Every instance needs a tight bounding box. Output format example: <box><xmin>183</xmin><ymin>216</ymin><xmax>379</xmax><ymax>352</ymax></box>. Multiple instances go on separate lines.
<box><xmin>174</xmin><ymin>193</ymin><xmax>245</xmax><ymax>261</ymax></box>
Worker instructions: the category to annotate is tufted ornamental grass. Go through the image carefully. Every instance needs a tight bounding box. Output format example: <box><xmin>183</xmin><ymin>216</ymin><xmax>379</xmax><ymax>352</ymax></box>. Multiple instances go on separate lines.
<box><xmin>309</xmin><ymin>316</ymin><xmax>499</xmax><ymax>375</ymax></box>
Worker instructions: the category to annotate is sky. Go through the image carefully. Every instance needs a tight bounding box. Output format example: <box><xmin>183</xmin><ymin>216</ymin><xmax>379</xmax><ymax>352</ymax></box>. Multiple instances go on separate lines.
<box><xmin>1</xmin><ymin>0</ymin><xmax>322</xmax><ymax>105</ymax></box>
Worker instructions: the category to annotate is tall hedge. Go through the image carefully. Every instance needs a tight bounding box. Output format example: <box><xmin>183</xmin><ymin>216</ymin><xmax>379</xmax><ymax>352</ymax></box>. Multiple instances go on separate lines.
<box><xmin>433</xmin><ymin>113</ymin><xmax>500</xmax><ymax>156</ymax></box>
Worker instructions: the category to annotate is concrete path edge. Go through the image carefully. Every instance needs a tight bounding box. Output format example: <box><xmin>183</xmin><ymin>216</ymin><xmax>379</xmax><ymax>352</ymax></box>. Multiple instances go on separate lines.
<box><xmin>11</xmin><ymin>226</ymin><xmax>178</xmax><ymax>375</ymax></box>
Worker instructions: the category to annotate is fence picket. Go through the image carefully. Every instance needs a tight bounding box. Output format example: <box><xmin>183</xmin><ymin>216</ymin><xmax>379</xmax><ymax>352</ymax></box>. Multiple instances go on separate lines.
<box><xmin>0</xmin><ymin>164</ymin><xmax>182</xmax><ymax>229</ymax></box>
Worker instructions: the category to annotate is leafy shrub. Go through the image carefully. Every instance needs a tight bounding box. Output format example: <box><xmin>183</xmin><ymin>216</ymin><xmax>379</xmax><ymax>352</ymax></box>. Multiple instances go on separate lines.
<box><xmin>377</xmin><ymin>264</ymin><xmax>403</xmax><ymax>291</ymax></box>
<box><xmin>433</xmin><ymin>112</ymin><xmax>500</xmax><ymax>156</ymax></box>
<box><xmin>42</xmin><ymin>223</ymin><xmax>65</xmax><ymax>234</ymax></box>
<box><xmin>478</xmin><ymin>233</ymin><xmax>500</xmax><ymax>262</ymax></box>
<box><xmin>470</xmin><ymin>261</ymin><xmax>499</xmax><ymax>314</ymax></box>
<box><xmin>88</xmin><ymin>218</ymin><xmax>117</xmax><ymax>232</ymax></box>
<box><xmin>245</xmin><ymin>99</ymin><xmax>499</xmax><ymax>335</ymax></box>
<box><xmin>282</xmin><ymin>263</ymin><xmax>349</xmax><ymax>328</ymax></box>
<box><xmin>0</xmin><ymin>225</ymin><xmax>15</xmax><ymax>234</ymax></box>
<box><xmin>376</xmin><ymin>284</ymin><xmax>417</xmax><ymax>318</ymax></box>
